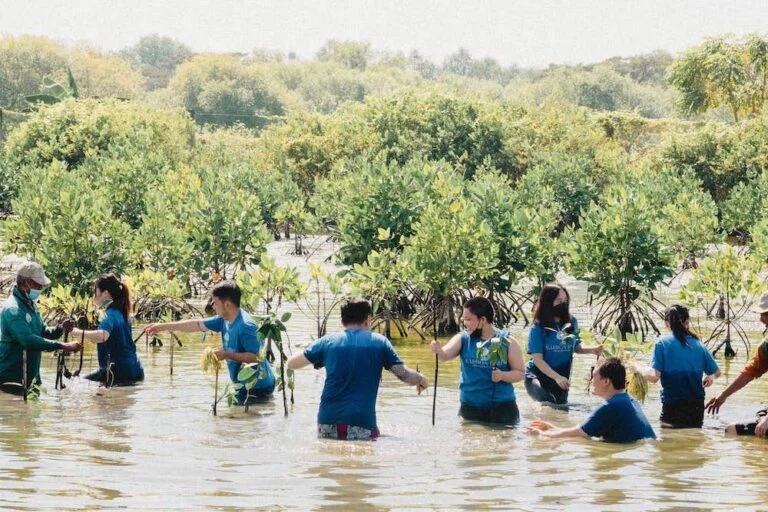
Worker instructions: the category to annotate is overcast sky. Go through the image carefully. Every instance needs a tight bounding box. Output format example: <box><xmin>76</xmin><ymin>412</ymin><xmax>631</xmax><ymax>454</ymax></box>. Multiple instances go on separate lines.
<box><xmin>1</xmin><ymin>0</ymin><xmax>767</xmax><ymax>67</ymax></box>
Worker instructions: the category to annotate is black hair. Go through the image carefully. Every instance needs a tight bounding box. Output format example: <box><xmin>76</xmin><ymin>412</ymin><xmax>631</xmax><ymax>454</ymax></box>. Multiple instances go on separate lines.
<box><xmin>597</xmin><ymin>357</ymin><xmax>626</xmax><ymax>390</ymax></box>
<box><xmin>94</xmin><ymin>273</ymin><xmax>131</xmax><ymax>320</ymax></box>
<box><xmin>340</xmin><ymin>297</ymin><xmax>372</xmax><ymax>325</ymax></box>
<box><xmin>532</xmin><ymin>283</ymin><xmax>573</xmax><ymax>333</ymax></box>
<box><xmin>664</xmin><ymin>304</ymin><xmax>698</xmax><ymax>347</ymax></box>
<box><xmin>211</xmin><ymin>280</ymin><xmax>241</xmax><ymax>308</ymax></box>
<box><xmin>463</xmin><ymin>296</ymin><xmax>495</xmax><ymax>324</ymax></box>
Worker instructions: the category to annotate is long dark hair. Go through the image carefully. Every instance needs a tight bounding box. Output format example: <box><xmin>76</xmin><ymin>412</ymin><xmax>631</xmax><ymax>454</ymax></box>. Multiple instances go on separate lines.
<box><xmin>665</xmin><ymin>304</ymin><xmax>698</xmax><ymax>347</ymax></box>
<box><xmin>532</xmin><ymin>283</ymin><xmax>573</xmax><ymax>333</ymax></box>
<box><xmin>94</xmin><ymin>273</ymin><xmax>131</xmax><ymax>320</ymax></box>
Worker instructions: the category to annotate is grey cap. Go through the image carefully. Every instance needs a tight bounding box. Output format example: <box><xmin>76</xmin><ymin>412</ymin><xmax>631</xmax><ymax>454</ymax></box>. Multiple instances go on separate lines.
<box><xmin>16</xmin><ymin>261</ymin><xmax>51</xmax><ymax>287</ymax></box>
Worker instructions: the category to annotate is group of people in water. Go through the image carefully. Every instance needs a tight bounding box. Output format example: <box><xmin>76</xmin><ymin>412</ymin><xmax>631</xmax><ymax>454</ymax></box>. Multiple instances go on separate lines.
<box><xmin>2</xmin><ymin>261</ymin><xmax>768</xmax><ymax>443</ymax></box>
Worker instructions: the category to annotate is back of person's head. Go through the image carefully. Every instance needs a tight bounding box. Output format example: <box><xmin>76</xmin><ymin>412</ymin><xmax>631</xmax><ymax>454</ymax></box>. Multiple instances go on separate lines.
<box><xmin>340</xmin><ymin>297</ymin><xmax>372</xmax><ymax>326</ymax></box>
<box><xmin>212</xmin><ymin>280</ymin><xmax>241</xmax><ymax>308</ymax></box>
<box><xmin>597</xmin><ymin>357</ymin><xmax>626</xmax><ymax>390</ymax></box>
<box><xmin>532</xmin><ymin>282</ymin><xmax>572</xmax><ymax>331</ymax></box>
<box><xmin>463</xmin><ymin>296</ymin><xmax>494</xmax><ymax>323</ymax></box>
<box><xmin>94</xmin><ymin>273</ymin><xmax>131</xmax><ymax>320</ymax></box>
<box><xmin>664</xmin><ymin>304</ymin><xmax>697</xmax><ymax>346</ymax></box>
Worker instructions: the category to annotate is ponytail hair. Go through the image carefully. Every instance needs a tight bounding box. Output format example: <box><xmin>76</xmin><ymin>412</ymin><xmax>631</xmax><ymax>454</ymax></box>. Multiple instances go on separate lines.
<box><xmin>664</xmin><ymin>304</ymin><xmax>698</xmax><ymax>347</ymax></box>
<box><xmin>94</xmin><ymin>273</ymin><xmax>131</xmax><ymax>320</ymax></box>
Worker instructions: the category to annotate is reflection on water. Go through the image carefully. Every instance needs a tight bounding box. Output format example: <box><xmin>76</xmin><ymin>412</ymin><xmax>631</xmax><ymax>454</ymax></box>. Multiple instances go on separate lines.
<box><xmin>0</xmin><ymin>338</ymin><xmax>767</xmax><ymax>510</ymax></box>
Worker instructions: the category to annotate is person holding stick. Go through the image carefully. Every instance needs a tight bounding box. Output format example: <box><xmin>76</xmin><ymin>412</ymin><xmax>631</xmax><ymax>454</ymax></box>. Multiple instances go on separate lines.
<box><xmin>287</xmin><ymin>297</ymin><xmax>427</xmax><ymax>440</ymax></box>
<box><xmin>71</xmin><ymin>274</ymin><xmax>144</xmax><ymax>386</ymax></box>
<box><xmin>146</xmin><ymin>280</ymin><xmax>275</xmax><ymax>405</ymax></box>
<box><xmin>430</xmin><ymin>297</ymin><xmax>524</xmax><ymax>426</ymax></box>
<box><xmin>0</xmin><ymin>262</ymin><xmax>80</xmax><ymax>395</ymax></box>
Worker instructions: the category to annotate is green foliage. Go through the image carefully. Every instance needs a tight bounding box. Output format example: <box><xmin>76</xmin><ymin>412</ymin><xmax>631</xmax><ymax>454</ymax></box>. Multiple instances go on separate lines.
<box><xmin>25</xmin><ymin>67</ymin><xmax>79</xmax><ymax>105</ymax></box>
<box><xmin>312</xmin><ymin>156</ymin><xmax>439</xmax><ymax>264</ymax></box>
<box><xmin>121</xmin><ymin>34</ymin><xmax>193</xmax><ymax>90</ymax></box>
<box><xmin>476</xmin><ymin>336</ymin><xmax>510</xmax><ymax>367</ymax></box>
<box><xmin>721</xmin><ymin>170</ymin><xmax>768</xmax><ymax>238</ymax></box>
<box><xmin>188</xmin><ymin>168</ymin><xmax>272</xmax><ymax>280</ymax></box>
<box><xmin>317</xmin><ymin>40</ymin><xmax>371</xmax><ymax>70</ymax></box>
<box><xmin>4</xmin><ymin>98</ymin><xmax>194</xmax><ymax>171</ymax></box>
<box><xmin>565</xmin><ymin>188</ymin><xmax>674</xmax><ymax>337</ymax></box>
<box><xmin>0</xmin><ymin>35</ymin><xmax>69</xmax><ymax>111</ymax></box>
<box><xmin>169</xmin><ymin>54</ymin><xmax>286</xmax><ymax>128</ymax></box>
<box><xmin>127</xmin><ymin>269</ymin><xmax>196</xmax><ymax>321</ymax></box>
<box><xmin>300</xmin><ymin>263</ymin><xmax>347</xmax><ymax>338</ymax></box>
<box><xmin>668</xmin><ymin>34</ymin><xmax>768</xmax><ymax>121</ymax></box>
<box><xmin>4</xmin><ymin>164</ymin><xmax>132</xmax><ymax>294</ymax></box>
<box><xmin>236</xmin><ymin>256</ymin><xmax>306</xmax><ymax>314</ymax></box>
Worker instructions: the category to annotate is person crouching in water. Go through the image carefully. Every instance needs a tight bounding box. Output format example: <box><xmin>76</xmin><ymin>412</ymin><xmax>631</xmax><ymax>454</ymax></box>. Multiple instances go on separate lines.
<box><xmin>637</xmin><ymin>304</ymin><xmax>720</xmax><ymax>428</ymax></box>
<box><xmin>525</xmin><ymin>283</ymin><xmax>603</xmax><ymax>407</ymax></box>
<box><xmin>528</xmin><ymin>357</ymin><xmax>656</xmax><ymax>443</ymax></box>
<box><xmin>287</xmin><ymin>297</ymin><xmax>427</xmax><ymax>440</ymax></box>
<box><xmin>430</xmin><ymin>296</ymin><xmax>525</xmax><ymax>426</ymax></box>
<box><xmin>71</xmin><ymin>274</ymin><xmax>144</xmax><ymax>386</ymax></box>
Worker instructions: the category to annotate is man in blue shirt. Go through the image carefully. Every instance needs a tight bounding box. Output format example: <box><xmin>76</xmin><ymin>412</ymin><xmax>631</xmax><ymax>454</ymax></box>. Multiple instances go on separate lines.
<box><xmin>147</xmin><ymin>280</ymin><xmax>275</xmax><ymax>404</ymax></box>
<box><xmin>287</xmin><ymin>297</ymin><xmax>428</xmax><ymax>440</ymax></box>
<box><xmin>528</xmin><ymin>357</ymin><xmax>656</xmax><ymax>443</ymax></box>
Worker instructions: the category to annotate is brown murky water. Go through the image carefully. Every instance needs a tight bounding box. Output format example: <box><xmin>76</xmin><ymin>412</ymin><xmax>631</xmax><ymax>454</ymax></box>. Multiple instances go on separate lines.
<box><xmin>1</xmin><ymin>240</ymin><xmax>768</xmax><ymax>510</ymax></box>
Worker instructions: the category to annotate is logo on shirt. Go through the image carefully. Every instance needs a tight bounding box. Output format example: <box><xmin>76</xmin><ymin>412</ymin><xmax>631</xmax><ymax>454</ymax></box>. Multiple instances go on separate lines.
<box><xmin>25</xmin><ymin>313</ymin><xmax>31</xmax><ymax>323</ymax></box>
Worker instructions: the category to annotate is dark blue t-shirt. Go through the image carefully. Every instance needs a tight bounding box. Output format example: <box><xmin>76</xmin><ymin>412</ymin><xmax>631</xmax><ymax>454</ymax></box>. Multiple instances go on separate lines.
<box><xmin>651</xmin><ymin>334</ymin><xmax>719</xmax><ymax>403</ymax></box>
<box><xmin>459</xmin><ymin>329</ymin><xmax>516</xmax><ymax>407</ymax></box>
<box><xmin>580</xmin><ymin>392</ymin><xmax>656</xmax><ymax>443</ymax></box>
<box><xmin>98</xmin><ymin>308</ymin><xmax>143</xmax><ymax>382</ymax></box>
<box><xmin>203</xmin><ymin>310</ymin><xmax>275</xmax><ymax>392</ymax></box>
<box><xmin>303</xmin><ymin>329</ymin><xmax>403</xmax><ymax>431</ymax></box>
<box><xmin>526</xmin><ymin>317</ymin><xmax>581</xmax><ymax>378</ymax></box>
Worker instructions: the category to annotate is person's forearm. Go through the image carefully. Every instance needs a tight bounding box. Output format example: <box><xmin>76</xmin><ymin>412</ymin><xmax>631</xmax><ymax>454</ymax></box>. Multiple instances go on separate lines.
<box><xmin>641</xmin><ymin>367</ymin><xmax>660</xmax><ymax>383</ymax></box>
<box><xmin>72</xmin><ymin>328</ymin><xmax>108</xmax><ymax>343</ymax></box>
<box><xmin>497</xmin><ymin>369</ymin><xmax>524</xmax><ymax>384</ymax></box>
<box><xmin>224</xmin><ymin>351</ymin><xmax>260</xmax><ymax>364</ymax></box>
<box><xmin>390</xmin><ymin>364</ymin><xmax>425</xmax><ymax>385</ymax></box>
<box><xmin>433</xmin><ymin>347</ymin><xmax>452</xmax><ymax>362</ymax></box>
<box><xmin>543</xmin><ymin>426</ymin><xmax>588</xmax><ymax>439</ymax></box>
<box><xmin>157</xmin><ymin>319</ymin><xmax>205</xmax><ymax>333</ymax></box>
<box><xmin>720</xmin><ymin>373</ymin><xmax>752</xmax><ymax>400</ymax></box>
<box><xmin>574</xmin><ymin>345</ymin><xmax>598</xmax><ymax>355</ymax></box>
<box><xmin>532</xmin><ymin>356</ymin><xmax>563</xmax><ymax>380</ymax></box>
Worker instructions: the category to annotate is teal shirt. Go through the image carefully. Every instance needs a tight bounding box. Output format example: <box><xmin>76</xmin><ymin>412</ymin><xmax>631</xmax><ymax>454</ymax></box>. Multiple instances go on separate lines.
<box><xmin>0</xmin><ymin>287</ymin><xmax>63</xmax><ymax>385</ymax></box>
<box><xmin>203</xmin><ymin>310</ymin><xmax>275</xmax><ymax>391</ymax></box>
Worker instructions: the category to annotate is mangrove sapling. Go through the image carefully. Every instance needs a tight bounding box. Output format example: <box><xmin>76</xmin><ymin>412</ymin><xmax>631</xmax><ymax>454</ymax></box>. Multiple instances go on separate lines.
<box><xmin>680</xmin><ymin>246</ymin><xmax>762</xmax><ymax>359</ymax></box>
<box><xmin>200</xmin><ymin>346</ymin><xmax>231</xmax><ymax>416</ymax></box>
<box><xmin>256</xmin><ymin>312</ymin><xmax>294</xmax><ymax>415</ymax></box>
<box><xmin>477</xmin><ymin>335</ymin><xmax>509</xmax><ymax>401</ymax></box>
<box><xmin>599</xmin><ymin>329</ymin><xmax>652</xmax><ymax>402</ymax></box>
<box><xmin>296</xmin><ymin>263</ymin><xmax>347</xmax><ymax>339</ymax></box>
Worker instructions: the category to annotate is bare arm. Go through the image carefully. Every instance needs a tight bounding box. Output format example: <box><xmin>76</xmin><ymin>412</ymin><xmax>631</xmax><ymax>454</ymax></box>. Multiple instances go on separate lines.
<box><xmin>390</xmin><ymin>364</ymin><xmax>428</xmax><ymax>389</ymax></box>
<box><xmin>146</xmin><ymin>319</ymin><xmax>207</xmax><ymax>335</ymax></box>
<box><xmin>430</xmin><ymin>333</ymin><xmax>462</xmax><ymax>362</ymax></box>
<box><xmin>531</xmin><ymin>353</ymin><xmax>564</xmax><ymax>381</ymax></box>
<box><xmin>641</xmin><ymin>367</ymin><xmax>661</xmax><ymax>384</ymax></box>
<box><xmin>574</xmin><ymin>344</ymin><xmax>603</xmax><ymax>356</ymax></box>
<box><xmin>71</xmin><ymin>328</ymin><xmax>109</xmax><ymax>344</ymax></box>
<box><xmin>492</xmin><ymin>337</ymin><xmax>525</xmax><ymax>384</ymax></box>
<box><xmin>528</xmin><ymin>419</ymin><xmax>590</xmax><ymax>439</ymax></box>
<box><xmin>707</xmin><ymin>372</ymin><xmax>753</xmax><ymax>413</ymax></box>
<box><xmin>287</xmin><ymin>352</ymin><xmax>312</xmax><ymax>370</ymax></box>
<box><xmin>217</xmin><ymin>349</ymin><xmax>260</xmax><ymax>364</ymax></box>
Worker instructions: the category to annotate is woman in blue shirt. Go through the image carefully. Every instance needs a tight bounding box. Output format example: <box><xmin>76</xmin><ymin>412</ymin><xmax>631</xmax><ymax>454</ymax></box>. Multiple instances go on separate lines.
<box><xmin>430</xmin><ymin>296</ymin><xmax>525</xmax><ymax>425</ymax></box>
<box><xmin>640</xmin><ymin>304</ymin><xmax>720</xmax><ymax>428</ymax></box>
<box><xmin>72</xmin><ymin>274</ymin><xmax>144</xmax><ymax>386</ymax></box>
<box><xmin>525</xmin><ymin>283</ymin><xmax>603</xmax><ymax>406</ymax></box>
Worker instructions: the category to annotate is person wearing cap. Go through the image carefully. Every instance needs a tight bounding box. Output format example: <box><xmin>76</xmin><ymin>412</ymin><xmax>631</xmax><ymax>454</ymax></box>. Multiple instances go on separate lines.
<box><xmin>706</xmin><ymin>292</ymin><xmax>768</xmax><ymax>437</ymax></box>
<box><xmin>0</xmin><ymin>262</ymin><xmax>81</xmax><ymax>395</ymax></box>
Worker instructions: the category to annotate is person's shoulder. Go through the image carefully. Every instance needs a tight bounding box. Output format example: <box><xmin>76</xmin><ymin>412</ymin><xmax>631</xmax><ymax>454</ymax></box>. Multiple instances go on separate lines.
<box><xmin>1</xmin><ymin>295</ymin><xmax>21</xmax><ymax>317</ymax></box>
<box><xmin>655</xmin><ymin>334</ymin><xmax>675</xmax><ymax>346</ymax></box>
<box><xmin>238</xmin><ymin>310</ymin><xmax>259</xmax><ymax>328</ymax></box>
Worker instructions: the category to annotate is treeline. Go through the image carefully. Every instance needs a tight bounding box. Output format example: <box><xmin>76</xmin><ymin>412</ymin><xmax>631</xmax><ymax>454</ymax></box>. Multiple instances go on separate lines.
<box><xmin>0</xmin><ymin>33</ymin><xmax>767</xmax><ymax>348</ymax></box>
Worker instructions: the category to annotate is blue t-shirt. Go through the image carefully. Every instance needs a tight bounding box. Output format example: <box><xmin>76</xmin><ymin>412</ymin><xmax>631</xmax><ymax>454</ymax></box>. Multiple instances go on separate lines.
<box><xmin>651</xmin><ymin>334</ymin><xmax>719</xmax><ymax>403</ymax></box>
<box><xmin>459</xmin><ymin>328</ymin><xmax>516</xmax><ymax>407</ymax></box>
<box><xmin>303</xmin><ymin>329</ymin><xmax>403</xmax><ymax>431</ymax></box>
<box><xmin>580</xmin><ymin>392</ymin><xmax>656</xmax><ymax>443</ymax></box>
<box><xmin>526</xmin><ymin>317</ymin><xmax>581</xmax><ymax>378</ymax></box>
<box><xmin>203</xmin><ymin>310</ymin><xmax>275</xmax><ymax>391</ymax></box>
<box><xmin>98</xmin><ymin>308</ymin><xmax>143</xmax><ymax>382</ymax></box>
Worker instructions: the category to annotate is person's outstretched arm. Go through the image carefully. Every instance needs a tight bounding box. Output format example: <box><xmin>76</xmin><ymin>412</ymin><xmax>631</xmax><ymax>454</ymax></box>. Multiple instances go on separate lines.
<box><xmin>430</xmin><ymin>333</ymin><xmax>462</xmax><ymax>362</ymax></box>
<box><xmin>146</xmin><ymin>319</ymin><xmax>208</xmax><ymax>335</ymax></box>
<box><xmin>390</xmin><ymin>364</ymin><xmax>428</xmax><ymax>393</ymax></box>
<box><xmin>528</xmin><ymin>419</ymin><xmax>590</xmax><ymax>439</ymax></box>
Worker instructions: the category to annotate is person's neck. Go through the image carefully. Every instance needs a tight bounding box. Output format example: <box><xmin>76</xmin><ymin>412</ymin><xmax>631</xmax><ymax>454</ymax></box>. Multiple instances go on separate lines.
<box><xmin>222</xmin><ymin>308</ymin><xmax>240</xmax><ymax>323</ymax></box>
<box><xmin>481</xmin><ymin>324</ymin><xmax>496</xmax><ymax>339</ymax></box>
<box><xmin>343</xmin><ymin>323</ymin><xmax>368</xmax><ymax>330</ymax></box>
<box><xmin>597</xmin><ymin>388</ymin><xmax>623</xmax><ymax>400</ymax></box>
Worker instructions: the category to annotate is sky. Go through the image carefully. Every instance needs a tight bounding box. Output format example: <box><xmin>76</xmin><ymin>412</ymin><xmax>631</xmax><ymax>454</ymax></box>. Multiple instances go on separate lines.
<box><xmin>1</xmin><ymin>0</ymin><xmax>767</xmax><ymax>67</ymax></box>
